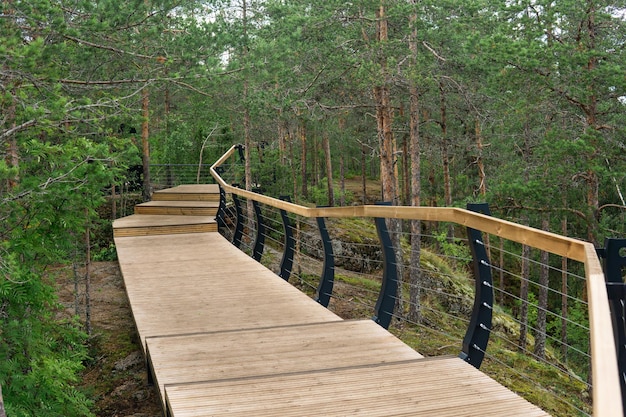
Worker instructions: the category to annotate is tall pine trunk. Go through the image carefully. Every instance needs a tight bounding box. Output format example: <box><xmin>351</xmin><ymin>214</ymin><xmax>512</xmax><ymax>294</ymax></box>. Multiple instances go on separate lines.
<box><xmin>439</xmin><ymin>81</ymin><xmax>453</xmax><ymax>240</ymax></box>
<box><xmin>0</xmin><ymin>383</ymin><xmax>5</xmax><ymax>417</ymax></box>
<box><xmin>323</xmin><ymin>132</ymin><xmax>334</xmax><ymax>206</ymax></box>
<box><xmin>534</xmin><ymin>215</ymin><xmax>550</xmax><ymax>358</ymax></box>
<box><xmin>519</xmin><ymin>241</ymin><xmax>531</xmax><ymax>352</ymax></box>
<box><xmin>141</xmin><ymin>88</ymin><xmax>151</xmax><ymax>201</ymax></box>
<box><xmin>300</xmin><ymin>120</ymin><xmax>307</xmax><ymax>199</ymax></box>
<box><xmin>84</xmin><ymin>208</ymin><xmax>92</xmax><ymax>336</ymax></box>
<box><xmin>561</xmin><ymin>216</ymin><xmax>569</xmax><ymax>360</ymax></box>
<box><xmin>374</xmin><ymin>1</ymin><xmax>403</xmax><ymax>315</ymax></box>
<box><xmin>407</xmin><ymin>3</ymin><xmax>421</xmax><ymax>323</ymax></box>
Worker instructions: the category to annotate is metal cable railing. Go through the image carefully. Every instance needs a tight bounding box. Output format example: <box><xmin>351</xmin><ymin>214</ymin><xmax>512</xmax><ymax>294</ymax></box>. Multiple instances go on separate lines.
<box><xmin>210</xmin><ymin>144</ymin><xmax>621</xmax><ymax>417</ymax></box>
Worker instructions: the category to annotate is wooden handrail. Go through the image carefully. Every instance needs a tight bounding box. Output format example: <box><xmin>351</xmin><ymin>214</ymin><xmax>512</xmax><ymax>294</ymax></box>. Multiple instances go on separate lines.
<box><xmin>211</xmin><ymin>144</ymin><xmax>622</xmax><ymax>417</ymax></box>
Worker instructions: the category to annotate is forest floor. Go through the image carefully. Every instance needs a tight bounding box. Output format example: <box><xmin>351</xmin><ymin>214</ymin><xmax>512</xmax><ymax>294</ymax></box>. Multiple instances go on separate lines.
<box><xmin>57</xmin><ymin>262</ymin><xmax>162</xmax><ymax>417</ymax></box>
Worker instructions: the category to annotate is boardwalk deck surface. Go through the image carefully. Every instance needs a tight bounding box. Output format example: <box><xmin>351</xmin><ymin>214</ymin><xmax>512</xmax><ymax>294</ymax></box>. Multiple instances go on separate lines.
<box><xmin>113</xmin><ymin>185</ymin><xmax>551</xmax><ymax>417</ymax></box>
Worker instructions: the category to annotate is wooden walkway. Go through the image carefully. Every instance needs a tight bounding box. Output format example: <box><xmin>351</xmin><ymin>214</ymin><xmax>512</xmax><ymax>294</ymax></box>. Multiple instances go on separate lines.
<box><xmin>113</xmin><ymin>184</ymin><xmax>550</xmax><ymax>417</ymax></box>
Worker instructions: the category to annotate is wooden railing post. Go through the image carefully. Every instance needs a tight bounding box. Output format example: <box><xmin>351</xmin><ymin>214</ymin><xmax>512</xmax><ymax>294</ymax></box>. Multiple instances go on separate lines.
<box><xmin>460</xmin><ymin>203</ymin><xmax>494</xmax><ymax>369</ymax></box>
<box><xmin>372</xmin><ymin>202</ymin><xmax>398</xmax><ymax>329</ymax></box>
<box><xmin>314</xmin><ymin>212</ymin><xmax>335</xmax><ymax>307</ymax></box>
<box><xmin>278</xmin><ymin>196</ymin><xmax>295</xmax><ymax>281</ymax></box>
<box><xmin>599</xmin><ymin>238</ymin><xmax>626</xmax><ymax>415</ymax></box>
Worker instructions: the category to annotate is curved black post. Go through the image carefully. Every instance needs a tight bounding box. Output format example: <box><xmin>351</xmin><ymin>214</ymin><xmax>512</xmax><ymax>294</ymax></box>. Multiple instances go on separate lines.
<box><xmin>252</xmin><ymin>199</ymin><xmax>265</xmax><ymax>262</ymax></box>
<box><xmin>460</xmin><ymin>202</ymin><xmax>494</xmax><ymax>369</ymax></box>
<box><xmin>231</xmin><ymin>193</ymin><xmax>244</xmax><ymax>249</ymax></box>
<box><xmin>372</xmin><ymin>202</ymin><xmax>398</xmax><ymax>329</ymax></box>
<box><xmin>278</xmin><ymin>196</ymin><xmax>295</xmax><ymax>281</ymax></box>
<box><xmin>216</xmin><ymin>185</ymin><xmax>226</xmax><ymax>229</ymax></box>
<box><xmin>315</xmin><ymin>213</ymin><xmax>334</xmax><ymax>307</ymax></box>
<box><xmin>235</xmin><ymin>144</ymin><xmax>245</xmax><ymax>162</ymax></box>
<box><xmin>599</xmin><ymin>238</ymin><xmax>626</xmax><ymax>415</ymax></box>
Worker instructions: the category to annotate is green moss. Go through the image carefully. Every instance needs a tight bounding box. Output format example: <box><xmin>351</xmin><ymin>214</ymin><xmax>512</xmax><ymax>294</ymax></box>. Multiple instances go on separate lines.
<box><xmin>329</xmin><ymin>217</ymin><xmax>379</xmax><ymax>244</ymax></box>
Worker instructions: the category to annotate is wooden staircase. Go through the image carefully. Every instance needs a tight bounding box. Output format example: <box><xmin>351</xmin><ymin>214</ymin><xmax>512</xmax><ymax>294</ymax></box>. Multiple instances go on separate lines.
<box><xmin>113</xmin><ymin>184</ymin><xmax>219</xmax><ymax>238</ymax></box>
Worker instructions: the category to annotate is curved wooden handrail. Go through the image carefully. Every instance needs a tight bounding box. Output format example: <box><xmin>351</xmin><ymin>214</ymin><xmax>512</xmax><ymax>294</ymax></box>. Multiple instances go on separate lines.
<box><xmin>211</xmin><ymin>144</ymin><xmax>621</xmax><ymax>417</ymax></box>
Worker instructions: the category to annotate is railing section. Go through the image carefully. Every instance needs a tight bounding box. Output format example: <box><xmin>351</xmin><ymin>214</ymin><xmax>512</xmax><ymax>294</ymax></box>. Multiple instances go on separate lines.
<box><xmin>211</xmin><ymin>144</ymin><xmax>621</xmax><ymax>417</ymax></box>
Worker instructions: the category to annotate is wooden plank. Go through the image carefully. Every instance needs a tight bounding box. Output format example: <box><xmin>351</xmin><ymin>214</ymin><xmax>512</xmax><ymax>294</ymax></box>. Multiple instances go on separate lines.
<box><xmin>146</xmin><ymin>320</ymin><xmax>423</xmax><ymax>409</ymax></box>
<box><xmin>152</xmin><ymin>184</ymin><xmax>220</xmax><ymax>202</ymax></box>
<box><xmin>154</xmin><ymin>184</ymin><xmax>220</xmax><ymax>194</ymax></box>
<box><xmin>113</xmin><ymin>215</ymin><xmax>217</xmax><ymax>237</ymax></box>
<box><xmin>134</xmin><ymin>201</ymin><xmax>219</xmax><ymax>216</ymax></box>
<box><xmin>164</xmin><ymin>357</ymin><xmax>550</xmax><ymax>417</ymax></box>
<box><xmin>115</xmin><ymin>232</ymin><xmax>340</xmax><ymax>353</ymax></box>
<box><xmin>113</xmin><ymin>223</ymin><xmax>217</xmax><ymax>237</ymax></box>
<box><xmin>113</xmin><ymin>215</ymin><xmax>216</xmax><ymax>229</ymax></box>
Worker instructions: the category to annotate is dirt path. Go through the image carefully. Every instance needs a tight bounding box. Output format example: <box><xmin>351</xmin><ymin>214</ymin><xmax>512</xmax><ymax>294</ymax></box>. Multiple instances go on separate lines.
<box><xmin>57</xmin><ymin>261</ymin><xmax>162</xmax><ymax>417</ymax></box>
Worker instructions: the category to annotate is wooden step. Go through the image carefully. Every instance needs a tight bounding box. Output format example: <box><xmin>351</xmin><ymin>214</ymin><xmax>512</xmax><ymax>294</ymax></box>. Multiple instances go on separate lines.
<box><xmin>165</xmin><ymin>357</ymin><xmax>550</xmax><ymax>417</ymax></box>
<box><xmin>134</xmin><ymin>200</ymin><xmax>219</xmax><ymax>216</ymax></box>
<box><xmin>112</xmin><ymin>215</ymin><xmax>217</xmax><ymax>237</ymax></box>
<box><xmin>146</xmin><ymin>320</ymin><xmax>423</xmax><ymax>410</ymax></box>
<box><xmin>152</xmin><ymin>184</ymin><xmax>220</xmax><ymax>202</ymax></box>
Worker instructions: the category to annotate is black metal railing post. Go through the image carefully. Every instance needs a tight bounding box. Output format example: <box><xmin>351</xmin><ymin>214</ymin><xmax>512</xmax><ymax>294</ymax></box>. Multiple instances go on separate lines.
<box><xmin>599</xmin><ymin>238</ymin><xmax>626</xmax><ymax>415</ymax></box>
<box><xmin>231</xmin><ymin>192</ymin><xmax>244</xmax><ymax>249</ymax></box>
<box><xmin>314</xmin><ymin>213</ymin><xmax>334</xmax><ymax>307</ymax></box>
<box><xmin>372</xmin><ymin>202</ymin><xmax>398</xmax><ymax>329</ymax></box>
<box><xmin>460</xmin><ymin>202</ymin><xmax>494</xmax><ymax>369</ymax></box>
<box><xmin>216</xmin><ymin>184</ymin><xmax>226</xmax><ymax>230</ymax></box>
<box><xmin>252</xmin><ymin>199</ymin><xmax>265</xmax><ymax>262</ymax></box>
<box><xmin>278</xmin><ymin>196</ymin><xmax>295</xmax><ymax>281</ymax></box>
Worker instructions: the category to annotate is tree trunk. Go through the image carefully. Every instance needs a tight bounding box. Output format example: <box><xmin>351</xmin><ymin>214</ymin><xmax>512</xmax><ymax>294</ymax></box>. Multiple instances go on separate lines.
<box><xmin>322</xmin><ymin>132</ymin><xmax>334</xmax><ymax>206</ymax></box>
<box><xmin>84</xmin><ymin>208</ymin><xmax>92</xmax><ymax>336</ymax></box>
<box><xmin>561</xmin><ymin>217</ymin><xmax>569</xmax><ymax>360</ymax></box>
<box><xmin>402</xmin><ymin>136</ymin><xmax>409</xmax><ymax>206</ymax></box>
<box><xmin>475</xmin><ymin>116</ymin><xmax>488</xmax><ymax>255</ymax></box>
<box><xmin>439</xmin><ymin>81</ymin><xmax>453</xmax><ymax>240</ymax></box>
<box><xmin>499</xmin><ymin>238</ymin><xmax>505</xmax><ymax>305</ymax></box>
<box><xmin>519</xmin><ymin>242</ymin><xmax>531</xmax><ymax>352</ymax></box>
<box><xmin>339</xmin><ymin>154</ymin><xmax>345</xmax><ymax>206</ymax></box>
<box><xmin>373</xmin><ymin>4</ymin><xmax>396</xmax><ymax>204</ymax></box>
<box><xmin>586</xmin><ymin>169</ymin><xmax>599</xmax><ymax>244</ymax></box>
<box><xmin>5</xmin><ymin>90</ymin><xmax>19</xmax><ymax>189</ymax></box>
<box><xmin>374</xmin><ymin>1</ymin><xmax>402</xmax><ymax>315</ymax></box>
<box><xmin>278</xmin><ymin>116</ymin><xmax>288</xmax><ymax>165</ymax></box>
<box><xmin>289</xmin><ymin>129</ymin><xmax>297</xmax><ymax>200</ymax></box>
<box><xmin>475</xmin><ymin>118</ymin><xmax>487</xmax><ymax>197</ymax></box>
<box><xmin>309</xmin><ymin>131</ymin><xmax>321</xmax><ymax>187</ymax></box>
<box><xmin>0</xmin><ymin>383</ymin><xmax>6</xmax><ymax>417</ymax></box>
<box><xmin>3</xmin><ymin>1</ymin><xmax>18</xmax><ymax>190</ymax></box>
<box><xmin>240</xmin><ymin>0</ymin><xmax>255</xmax><ymax>243</ymax></box>
<box><xmin>534</xmin><ymin>215</ymin><xmax>550</xmax><ymax>359</ymax></box>
<box><xmin>300</xmin><ymin>120</ymin><xmax>308</xmax><ymax>199</ymax></box>
<box><xmin>361</xmin><ymin>143</ymin><xmax>367</xmax><ymax>204</ymax></box>
<box><xmin>141</xmin><ymin>88</ymin><xmax>151</xmax><ymax>201</ymax></box>
<box><xmin>407</xmin><ymin>4</ymin><xmax>421</xmax><ymax>323</ymax></box>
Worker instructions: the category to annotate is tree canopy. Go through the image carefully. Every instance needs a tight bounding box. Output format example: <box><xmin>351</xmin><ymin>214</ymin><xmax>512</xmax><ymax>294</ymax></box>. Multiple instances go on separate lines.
<box><xmin>1</xmin><ymin>0</ymin><xmax>625</xmax><ymax>414</ymax></box>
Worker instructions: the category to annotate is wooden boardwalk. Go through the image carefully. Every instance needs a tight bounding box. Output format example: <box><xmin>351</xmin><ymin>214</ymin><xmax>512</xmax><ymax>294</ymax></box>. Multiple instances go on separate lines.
<box><xmin>113</xmin><ymin>184</ymin><xmax>550</xmax><ymax>417</ymax></box>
